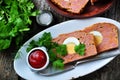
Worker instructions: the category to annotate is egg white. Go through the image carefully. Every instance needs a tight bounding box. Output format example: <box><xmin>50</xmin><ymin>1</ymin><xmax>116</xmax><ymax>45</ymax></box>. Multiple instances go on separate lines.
<box><xmin>63</xmin><ymin>37</ymin><xmax>80</xmax><ymax>54</ymax></box>
<box><xmin>63</xmin><ymin>37</ymin><xmax>80</xmax><ymax>45</ymax></box>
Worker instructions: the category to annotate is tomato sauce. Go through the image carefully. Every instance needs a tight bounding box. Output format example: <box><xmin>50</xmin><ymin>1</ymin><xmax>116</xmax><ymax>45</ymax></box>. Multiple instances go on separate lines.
<box><xmin>28</xmin><ymin>50</ymin><xmax>47</xmax><ymax>68</ymax></box>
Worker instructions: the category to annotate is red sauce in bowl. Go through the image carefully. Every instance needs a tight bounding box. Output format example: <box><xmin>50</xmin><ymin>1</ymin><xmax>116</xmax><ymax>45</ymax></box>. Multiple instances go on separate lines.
<box><xmin>28</xmin><ymin>50</ymin><xmax>47</xmax><ymax>68</ymax></box>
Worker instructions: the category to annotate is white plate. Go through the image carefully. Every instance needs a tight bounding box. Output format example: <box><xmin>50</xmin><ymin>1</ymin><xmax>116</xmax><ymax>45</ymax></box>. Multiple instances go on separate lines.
<box><xmin>14</xmin><ymin>17</ymin><xmax>120</xmax><ymax>80</ymax></box>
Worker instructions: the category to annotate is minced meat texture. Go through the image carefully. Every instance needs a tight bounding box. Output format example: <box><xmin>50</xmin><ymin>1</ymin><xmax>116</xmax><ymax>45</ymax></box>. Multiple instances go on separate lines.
<box><xmin>51</xmin><ymin>0</ymin><xmax>89</xmax><ymax>14</ymax></box>
<box><xmin>83</xmin><ymin>23</ymin><xmax>119</xmax><ymax>53</ymax></box>
<box><xmin>52</xmin><ymin>30</ymin><xmax>97</xmax><ymax>64</ymax></box>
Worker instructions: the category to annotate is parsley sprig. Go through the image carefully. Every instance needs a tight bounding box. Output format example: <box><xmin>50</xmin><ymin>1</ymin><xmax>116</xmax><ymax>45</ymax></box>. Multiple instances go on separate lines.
<box><xmin>53</xmin><ymin>59</ymin><xmax>64</xmax><ymax>69</ymax></box>
<box><xmin>0</xmin><ymin>0</ymin><xmax>39</xmax><ymax>50</ymax></box>
<box><xmin>75</xmin><ymin>43</ymin><xmax>86</xmax><ymax>56</ymax></box>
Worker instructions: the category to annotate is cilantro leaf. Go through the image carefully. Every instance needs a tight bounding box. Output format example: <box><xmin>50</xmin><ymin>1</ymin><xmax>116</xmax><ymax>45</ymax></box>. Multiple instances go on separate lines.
<box><xmin>26</xmin><ymin>40</ymin><xmax>38</xmax><ymax>52</ymax></box>
<box><xmin>37</xmin><ymin>32</ymin><xmax>52</xmax><ymax>46</ymax></box>
<box><xmin>26</xmin><ymin>32</ymin><xmax>54</xmax><ymax>52</ymax></box>
<box><xmin>56</xmin><ymin>44</ymin><xmax>67</xmax><ymax>56</ymax></box>
<box><xmin>74</xmin><ymin>43</ymin><xmax>86</xmax><ymax>56</ymax></box>
<box><xmin>53</xmin><ymin>59</ymin><xmax>64</xmax><ymax>69</ymax></box>
<box><xmin>48</xmin><ymin>49</ymin><xmax>57</xmax><ymax>62</ymax></box>
<box><xmin>0</xmin><ymin>39</ymin><xmax>11</xmax><ymax>50</ymax></box>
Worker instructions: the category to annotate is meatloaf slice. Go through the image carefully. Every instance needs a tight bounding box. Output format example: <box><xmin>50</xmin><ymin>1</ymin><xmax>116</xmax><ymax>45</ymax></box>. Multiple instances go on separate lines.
<box><xmin>51</xmin><ymin>0</ymin><xmax>89</xmax><ymax>14</ymax></box>
<box><xmin>83</xmin><ymin>23</ymin><xmax>119</xmax><ymax>53</ymax></box>
<box><xmin>52</xmin><ymin>30</ymin><xmax>97</xmax><ymax>64</ymax></box>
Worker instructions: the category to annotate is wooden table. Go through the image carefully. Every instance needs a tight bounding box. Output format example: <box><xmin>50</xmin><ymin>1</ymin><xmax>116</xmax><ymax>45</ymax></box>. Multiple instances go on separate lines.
<box><xmin>0</xmin><ymin>0</ymin><xmax>120</xmax><ymax>80</ymax></box>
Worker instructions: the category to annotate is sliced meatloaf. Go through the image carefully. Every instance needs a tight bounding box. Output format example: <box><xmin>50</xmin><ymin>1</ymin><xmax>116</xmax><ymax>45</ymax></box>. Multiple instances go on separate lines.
<box><xmin>51</xmin><ymin>0</ymin><xmax>89</xmax><ymax>14</ymax></box>
<box><xmin>83</xmin><ymin>23</ymin><xmax>119</xmax><ymax>53</ymax></box>
<box><xmin>52</xmin><ymin>30</ymin><xmax>97</xmax><ymax>64</ymax></box>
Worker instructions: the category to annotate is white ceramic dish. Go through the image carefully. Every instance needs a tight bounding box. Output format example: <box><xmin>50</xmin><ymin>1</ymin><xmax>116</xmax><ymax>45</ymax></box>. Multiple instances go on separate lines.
<box><xmin>14</xmin><ymin>17</ymin><xmax>120</xmax><ymax>80</ymax></box>
<box><xmin>26</xmin><ymin>47</ymin><xmax>49</xmax><ymax>72</ymax></box>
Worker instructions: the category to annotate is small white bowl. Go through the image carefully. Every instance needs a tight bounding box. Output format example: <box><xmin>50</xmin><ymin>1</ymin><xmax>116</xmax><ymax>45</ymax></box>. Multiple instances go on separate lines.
<box><xmin>26</xmin><ymin>47</ymin><xmax>49</xmax><ymax>72</ymax></box>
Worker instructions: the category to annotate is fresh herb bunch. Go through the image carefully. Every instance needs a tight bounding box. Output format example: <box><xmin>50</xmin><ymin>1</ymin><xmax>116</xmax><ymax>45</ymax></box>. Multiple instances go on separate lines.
<box><xmin>0</xmin><ymin>0</ymin><xmax>39</xmax><ymax>50</ymax></box>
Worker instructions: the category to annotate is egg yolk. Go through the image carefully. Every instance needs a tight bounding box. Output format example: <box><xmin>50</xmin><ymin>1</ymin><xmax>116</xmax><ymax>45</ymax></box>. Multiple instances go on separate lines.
<box><xmin>94</xmin><ymin>35</ymin><xmax>102</xmax><ymax>46</ymax></box>
<box><xmin>90</xmin><ymin>31</ymin><xmax>103</xmax><ymax>46</ymax></box>
<box><xmin>66</xmin><ymin>42</ymin><xmax>76</xmax><ymax>54</ymax></box>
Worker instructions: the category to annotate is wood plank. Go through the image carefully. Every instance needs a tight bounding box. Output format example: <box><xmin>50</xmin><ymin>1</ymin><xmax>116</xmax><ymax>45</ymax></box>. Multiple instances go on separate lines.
<box><xmin>0</xmin><ymin>52</ymin><xmax>18</xmax><ymax>80</ymax></box>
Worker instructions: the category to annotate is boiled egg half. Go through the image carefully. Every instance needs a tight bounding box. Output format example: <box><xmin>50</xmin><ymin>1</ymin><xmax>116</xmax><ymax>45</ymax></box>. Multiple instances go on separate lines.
<box><xmin>63</xmin><ymin>37</ymin><xmax>80</xmax><ymax>54</ymax></box>
<box><xmin>90</xmin><ymin>31</ymin><xmax>103</xmax><ymax>46</ymax></box>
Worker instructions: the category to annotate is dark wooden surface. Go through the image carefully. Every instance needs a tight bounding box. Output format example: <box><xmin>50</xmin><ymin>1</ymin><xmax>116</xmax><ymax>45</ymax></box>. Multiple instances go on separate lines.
<box><xmin>0</xmin><ymin>0</ymin><xmax>120</xmax><ymax>80</ymax></box>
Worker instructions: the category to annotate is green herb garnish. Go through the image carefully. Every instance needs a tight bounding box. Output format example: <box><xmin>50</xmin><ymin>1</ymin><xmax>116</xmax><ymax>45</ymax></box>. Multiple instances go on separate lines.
<box><xmin>74</xmin><ymin>43</ymin><xmax>86</xmax><ymax>56</ymax></box>
<box><xmin>26</xmin><ymin>40</ymin><xmax>38</xmax><ymax>52</ymax></box>
<box><xmin>48</xmin><ymin>49</ymin><xmax>57</xmax><ymax>62</ymax></box>
<box><xmin>0</xmin><ymin>0</ymin><xmax>39</xmax><ymax>50</ymax></box>
<box><xmin>53</xmin><ymin>59</ymin><xmax>64</xmax><ymax>69</ymax></box>
<box><xmin>56</xmin><ymin>44</ymin><xmax>67</xmax><ymax>56</ymax></box>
